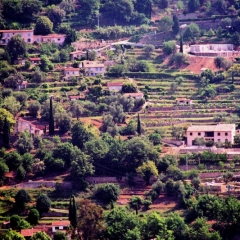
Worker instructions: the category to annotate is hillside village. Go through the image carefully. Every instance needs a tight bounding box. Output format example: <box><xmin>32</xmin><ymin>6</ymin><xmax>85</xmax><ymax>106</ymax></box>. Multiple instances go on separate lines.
<box><xmin>3</xmin><ymin>0</ymin><xmax>240</xmax><ymax>239</ymax></box>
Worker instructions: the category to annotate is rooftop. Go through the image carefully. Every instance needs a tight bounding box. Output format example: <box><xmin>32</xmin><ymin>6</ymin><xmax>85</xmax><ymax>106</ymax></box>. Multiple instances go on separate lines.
<box><xmin>52</xmin><ymin>220</ymin><xmax>70</xmax><ymax>226</ymax></box>
<box><xmin>29</xmin><ymin>58</ymin><xmax>41</xmax><ymax>61</ymax></box>
<box><xmin>0</xmin><ymin>29</ymin><xmax>33</xmax><ymax>33</ymax></box>
<box><xmin>21</xmin><ymin>229</ymin><xmax>40</xmax><ymax>237</ymax></box>
<box><xmin>64</xmin><ymin>68</ymin><xmax>79</xmax><ymax>71</ymax></box>
<box><xmin>187</xmin><ymin>124</ymin><xmax>235</xmax><ymax>132</ymax></box>
<box><xmin>82</xmin><ymin>60</ymin><xmax>104</xmax><ymax>68</ymax></box>
<box><xmin>107</xmin><ymin>82</ymin><xmax>123</xmax><ymax>86</ymax></box>
<box><xmin>176</xmin><ymin>97</ymin><xmax>191</xmax><ymax>101</ymax></box>
<box><xmin>41</xmin><ymin>34</ymin><xmax>66</xmax><ymax>38</ymax></box>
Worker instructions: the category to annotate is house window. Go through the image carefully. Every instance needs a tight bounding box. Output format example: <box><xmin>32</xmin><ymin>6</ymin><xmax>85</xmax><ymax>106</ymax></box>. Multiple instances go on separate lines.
<box><xmin>2</xmin><ymin>33</ymin><xmax>4</xmax><ymax>37</ymax></box>
<box><xmin>7</xmin><ymin>34</ymin><xmax>10</xmax><ymax>37</ymax></box>
<box><xmin>190</xmin><ymin>132</ymin><xmax>192</xmax><ymax>136</ymax></box>
<box><xmin>218</xmin><ymin>139</ymin><xmax>220</xmax><ymax>141</ymax></box>
<box><xmin>225</xmin><ymin>133</ymin><xmax>228</xmax><ymax>136</ymax></box>
<box><xmin>225</xmin><ymin>139</ymin><xmax>228</xmax><ymax>142</ymax></box>
<box><xmin>28</xmin><ymin>33</ymin><xmax>31</xmax><ymax>36</ymax></box>
<box><xmin>218</xmin><ymin>133</ymin><xmax>220</xmax><ymax>136</ymax></box>
<box><xmin>67</xmin><ymin>72</ymin><xmax>69</xmax><ymax>74</ymax></box>
<box><xmin>58</xmin><ymin>38</ymin><xmax>60</xmax><ymax>41</ymax></box>
<box><xmin>28</xmin><ymin>39</ymin><xmax>31</xmax><ymax>42</ymax></box>
<box><xmin>198</xmin><ymin>132</ymin><xmax>201</xmax><ymax>136</ymax></box>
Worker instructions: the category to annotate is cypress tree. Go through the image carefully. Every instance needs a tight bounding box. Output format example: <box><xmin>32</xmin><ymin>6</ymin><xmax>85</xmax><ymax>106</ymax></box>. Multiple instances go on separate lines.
<box><xmin>180</xmin><ymin>34</ymin><xmax>183</xmax><ymax>53</ymax></box>
<box><xmin>172</xmin><ymin>14</ymin><xmax>179</xmax><ymax>35</ymax></box>
<box><xmin>68</xmin><ymin>196</ymin><xmax>72</xmax><ymax>222</ymax></box>
<box><xmin>137</xmin><ymin>113</ymin><xmax>142</xmax><ymax>136</ymax></box>
<box><xmin>2</xmin><ymin>117</ymin><xmax>10</xmax><ymax>149</ymax></box>
<box><xmin>49</xmin><ymin>97</ymin><xmax>54</xmax><ymax>135</ymax></box>
<box><xmin>71</xmin><ymin>195</ymin><xmax>77</xmax><ymax>229</ymax></box>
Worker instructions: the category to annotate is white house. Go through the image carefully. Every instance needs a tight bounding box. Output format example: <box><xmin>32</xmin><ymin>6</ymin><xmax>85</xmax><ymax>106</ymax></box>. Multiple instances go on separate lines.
<box><xmin>18</xmin><ymin>81</ymin><xmax>28</xmax><ymax>90</ymax></box>
<box><xmin>40</xmin><ymin>34</ymin><xmax>66</xmax><ymax>45</ymax></box>
<box><xmin>107</xmin><ymin>82</ymin><xmax>123</xmax><ymax>91</ymax></box>
<box><xmin>80</xmin><ymin>60</ymin><xmax>105</xmax><ymax>76</ymax></box>
<box><xmin>52</xmin><ymin>220</ymin><xmax>70</xmax><ymax>233</ymax></box>
<box><xmin>190</xmin><ymin>44</ymin><xmax>234</xmax><ymax>57</ymax></box>
<box><xmin>186</xmin><ymin>124</ymin><xmax>236</xmax><ymax>146</ymax></box>
<box><xmin>64</xmin><ymin>68</ymin><xmax>80</xmax><ymax>80</ymax></box>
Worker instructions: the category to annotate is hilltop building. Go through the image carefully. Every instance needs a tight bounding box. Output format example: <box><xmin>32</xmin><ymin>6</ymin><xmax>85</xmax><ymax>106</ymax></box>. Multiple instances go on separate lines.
<box><xmin>190</xmin><ymin>44</ymin><xmax>234</xmax><ymax>57</ymax></box>
<box><xmin>186</xmin><ymin>124</ymin><xmax>235</xmax><ymax>146</ymax></box>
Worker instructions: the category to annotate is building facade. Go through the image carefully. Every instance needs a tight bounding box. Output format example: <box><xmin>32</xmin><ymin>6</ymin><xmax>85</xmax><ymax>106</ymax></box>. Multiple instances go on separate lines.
<box><xmin>107</xmin><ymin>82</ymin><xmax>123</xmax><ymax>91</ymax></box>
<box><xmin>0</xmin><ymin>29</ymin><xmax>34</xmax><ymax>45</ymax></box>
<box><xmin>80</xmin><ymin>60</ymin><xmax>105</xmax><ymax>76</ymax></box>
<box><xmin>186</xmin><ymin>124</ymin><xmax>235</xmax><ymax>146</ymax></box>
<box><xmin>64</xmin><ymin>68</ymin><xmax>80</xmax><ymax>80</ymax></box>
<box><xmin>15</xmin><ymin>118</ymin><xmax>44</xmax><ymax>136</ymax></box>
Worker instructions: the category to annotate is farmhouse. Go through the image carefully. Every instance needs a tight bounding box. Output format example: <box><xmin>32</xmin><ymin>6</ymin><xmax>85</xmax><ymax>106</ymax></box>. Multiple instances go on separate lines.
<box><xmin>52</xmin><ymin>220</ymin><xmax>70</xmax><ymax>233</ymax></box>
<box><xmin>205</xmin><ymin>182</ymin><xmax>226</xmax><ymax>193</ymax></box>
<box><xmin>29</xmin><ymin>57</ymin><xmax>41</xmax><ymax>64</ymax></box>
<box><xmin>0</xmin><ymin>29</ymin><xmax>34</xmax><ymax>45</ymax></box>
<box><xmin>41</xmin><ymin>34</ymin><xmax>66</xmax><ymax>45</ymax></box>
<box><xmin>186</xmin><ymin>124</ymin><xmax>235</xmax><ymax>146</ymax></box>
<box><xmin>176</xmin><ymin>97</ymin><xmax>193</xmax><ymax>105</ymax></box>
<box><xmin>124</xmin><ymin>92</ymin><xmax>144</xmax><ymax>99</ymax></box>
<box><xmin>64</xmin><ymin>68</ymin><xmax>80</xmax><ymax>80</ymax></box>
<box><xmin>190</xmin><ymin>44</ymin><xmax>234</xmax><ymax>57</ymax></box>
<box><xmin>70</xmin><ymin>50</ymin><xmax>86</xmax><ymax>61</ymax></box>
<box><xmin>107</xmin><ymin>82</ymin><xmax>123</xmax><ymax>91</ymax></box>
<box><xmin>15</xmin><ymin>118</ymin><xmax>44</xmax><ymax>136</ymax></box>
<box><xmin>80</xmin><ymin>60</ymin><xmax>105</xmax><ymax>76</ymax></box>
<box><xmin>18</xmin><ymin>80</ymin><xmax>28</xmax><ymax>90</ymax></box>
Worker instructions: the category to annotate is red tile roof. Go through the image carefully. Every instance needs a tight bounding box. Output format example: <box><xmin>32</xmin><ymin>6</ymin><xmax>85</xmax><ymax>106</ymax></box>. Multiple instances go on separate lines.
<box><xmin>176</xmin><ymin>97</ymin><xmax>191</xmax><ymax>101</ymax></box>
<box><xmin>52</xmin><ymin>220</ymin><xmax>70</xmax><ymax>226</ymax></box>
<box><xmin>69</xmin><ymin>95</ymin><xmax>85</xmax><ymax>99</ymax></box>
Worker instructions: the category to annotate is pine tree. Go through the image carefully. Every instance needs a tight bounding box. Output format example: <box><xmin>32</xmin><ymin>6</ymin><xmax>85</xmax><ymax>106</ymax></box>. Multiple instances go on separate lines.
<box><xmin>137</xmin><ymin>113</ymin><xmax>142</xmax><ymax>136</ymax></box>
<box><xmin>49</xmin><ymin>97</ymin><xmax>54</xmax><ymax>135</ymax></box>
<box><xmin>72</xmin><ymin>195</ymin><xmax>77</xmax><ymax>229</ymax></box>
<box><xmin>172</xmin><ymin>14</ymin><xmax>179</xmax><ymax>35</ymax></box>
<box><xmin>2</xmin><ymin>117</ymin><xmax>10</xmax><ymax>149</ymax></box>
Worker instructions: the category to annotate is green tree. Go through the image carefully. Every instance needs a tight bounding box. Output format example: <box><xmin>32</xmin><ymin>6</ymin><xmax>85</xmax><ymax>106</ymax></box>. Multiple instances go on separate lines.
<box><xmin>10</xmin><ymin>215</ymin><xmax>21</xmax><ymax>230</ymax></box>
<box><xmin>55</xmin><ymin>112</ymin><xmax>71</xmax><ymax>134</ymax></box>
<box><xmin>5</xmin><ymin>151</ymin><xmax>22</xmax><ymax>170</ymax></box>
<box><xmin>27</xmin><ymin>101</ymin><xmax>41</xmax><ymax>118</ymax></box>
<box><xmin>2</xmin><ymin>96</ymin><xmax>21</xmax><ymax>116</ymax></box>
<box><xmin>194</xmin><ymin>137</ymin><xmax>206</xmax><ymax>147</ymax></box>
<box><xmin>136</xmin><ymin>161</ymin><xmax>158</xmax><ymax>185</ymax></box>
<box><xmin>47</xmin><ymin>6</ymin><xmax>66</xmax><ymax>28</ymax></box>
<box><xmin>16</xmin><ymin>165</ymin><xmax>26</xmax><ymax>181</ymax></box>
<box><xmin>0</xmin><ymin>108</ymin><xmax>15</xmax><ymax>133</ymax></box>
<box><xmin>105</xmin><ymin>207</ymin><xmax>140</xmax><ymax>240</ymax></box>
<box><xmin>129</xmin><ymin>196</ymin><xmax>143</xmax><ymax>214</ymax></box>
<box><xmin>137</xmin><ymin>113</ymin><xmax>142</xmax><ymax>136</ymax></box>
<box><xmin>71</xmin><ymin>121</ymin><xmax>94</xmax><ymax>149</ymax></box>
<box><xmin>6</xmin><ymin>35</ymin><xmax>26</xmax><ymax>64</ymax></box>
<box><xmin>2</xmin><ymin>229</ymin><xmax>25</xmax><ymax>240</ymax></box>
<box><xmin>122</xmin><ymin>82</ymin><xmax>138</xmax><ymax>93</ymax></box>
<box><xmin>28</xmin><ymin>208</ymin><xmax>40</xmax><ymax>225</ymax></box>
<box><xmin>188</xmin><ymin>0</ymin><xmax>200</xmax><ymax>12</ymax></box>
<box><xmin>70</xmin><ymin>101</ymin><xmax>83</xmax><ymax>120</ymax></box>
<box><xmin>15</xmin><ymin>189</ymin><xmax>30</xmax><ymax>208</ymax></box>
<box><xmin>2</xmin><ymin>117</ymin><xmax>10</xmax><ymax>149</ymax></box>
<box><xmin>49</xmin><ymin>97</ymin><xmax>54</xmax><ymax>136</ymax></box>
<box><xmin>35</xmin><ymin>16</ymin><xmax>53</xmax><ymax>35</ymax></box>
<box><xmin>31</xmin><ymin>231</ymin><xmax>51</xmax><ymax>240</ymax></box>
<box><xmin>36</xmin><ymin>194</ymin><xmax>51</xmax><ymax>214</ymax></box>
<box><xmin>40</xmin><ymin>55</ymin><xmax>54</xmax><ymax>72</ymax></box>
<box><xmin>0</xmin><ymin>162</ymin><xmax>9</xmax><ymax>182</ymax></box>
<box><xmin>172</xmin><ymin>14</ymin><xmax>179</xmax><ymax>34</ymax></box>
<box><xmin>214</xmin><ymin>56</ymin><xmax>227</xmax><ymax>70</ymax></box>
<box><xmin>143</xmin><ymin>44</ymin><xmax>155</xmax><ymax>58</ymax></box>
<box><xmin>19</xmin><ymin>219</ymin><xmax>31</xmax><ymax>230</ymax></box>
<box><xmin>94</xmin><ymin>183</ymin><xmax>121</xmax><ymax>203</ymax></box>
<box><xmin>149</xmin><ymin>131</ymin><xmax>162</xmax><ymax>145</ymax></box>
<box><xmin>159</xmin><ymin>0</ymin><xmax>169</xmax><ymax>9</ymax></box>
<box><xmin>15</xmin><ymin>131</ymin><xmax>33</xmax><ymax>154</ymax></box>
<box><xmin>158</xmin><ymin>16</ymin><xmax>174</xmax><ymax>32</ymax></box>
<box><xmin>183</xmin><ymin>23</ymin><xmax>200</xmax><ymax>41</ymax></box>
<box><xmin>223</xmin><ymin>171</ymin><xmax>233</xmax><ymax>184</ymax></box>
<box><xmin>69</xmin><ymin>195</ymin><xmax>77</xmax><ymax>229</ymax></box>
<box><xmin>53</xmin><ymin>232</ymin><xmax>67</xmax><ymax>240</ymax></box>
<box><xmin>162</xmin><ymin>41</ymin><xmax>176</xmax><ymax>55</ymax></box>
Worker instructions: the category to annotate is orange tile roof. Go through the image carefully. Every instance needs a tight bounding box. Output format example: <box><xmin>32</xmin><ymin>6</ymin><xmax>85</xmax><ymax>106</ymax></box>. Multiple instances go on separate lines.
<box><xmin>52</xmin><ymin>220</ymin><xmax>70</xmax><ymax>226</ymax></box>
<box><xmin>29</xmin><ymin>58</ymin><xmax>41</xmax><ymax>61</ymax></box>
<box><xmin>21</xmin><ymin>229</ymin><xmax>40</xmax><ymax>237</ymax></box>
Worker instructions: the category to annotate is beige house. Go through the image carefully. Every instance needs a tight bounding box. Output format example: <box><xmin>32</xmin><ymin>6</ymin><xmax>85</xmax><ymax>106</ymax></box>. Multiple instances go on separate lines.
<box><xmin>70</xmin><ymin>50</ymin><xmax>86</xmax><ymax>61</ymax></box>
<box><xmin>186</xmin><ymin>124</ymin><xmax>235</xmax><ymax>146</ymax></box>
<box><xmin>176</xmin><ymin>98</ymin><xmax>193</xmax><ymax>105</ymax></box>
<box><xmin>107</xmin><ymin>82</ymin><xmax>123</xmax><ymax>91</ymax></box>
<box><xmin>80</xmin><ymin>60</ymin><xmax>105</xmax><ymax>76</ymax></box>
<box><xmin>124</xmin><ymin>92</ymin><xmax>144</xmax><ymax>99</ymax></box>
<box><xmin>64</xmin><ymin>68</ymin><xmax>80</xmax><ymax>80</ymax></box>
<box><xmin>0</xmin><ymin>29</ymin><xmax>34</xmax><ymax>45</ymax></box>
<box><xmin>40</xmin><ymin>34</ymin><xmax>66</xmax><ymax>45</ymax></box>
<box><xmin>204</xmin><ymin>182</ymin><xmax>226</xmax><ymax>193</ymax></box>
